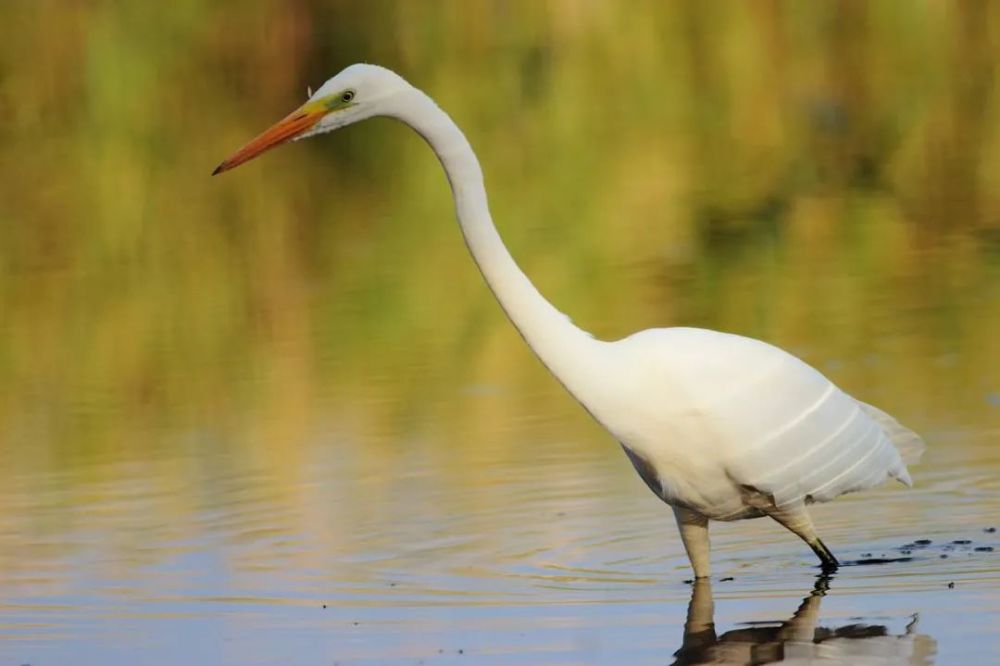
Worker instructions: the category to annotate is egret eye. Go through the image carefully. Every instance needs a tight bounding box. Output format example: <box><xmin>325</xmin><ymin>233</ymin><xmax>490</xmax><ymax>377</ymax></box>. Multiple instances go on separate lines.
<box><xmin>341</xmin><ymin>90</ymin><xmax>355</xmax><ymax>103</ymax></box>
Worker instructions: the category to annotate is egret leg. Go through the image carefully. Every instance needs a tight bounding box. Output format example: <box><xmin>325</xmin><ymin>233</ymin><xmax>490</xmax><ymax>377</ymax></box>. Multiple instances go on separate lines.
<box><xmin>766</xmin><ymin>503</ymin><xmax>839</xmax><ymax>572</ymax></box>
<box><xmin>673</xmin><ymin>507</ymin><xmax>711</xmax><ymax>578</ymax></box>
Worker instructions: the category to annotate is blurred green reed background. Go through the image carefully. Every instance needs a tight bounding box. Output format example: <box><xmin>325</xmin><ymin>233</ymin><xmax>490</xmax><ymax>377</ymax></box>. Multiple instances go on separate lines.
<box><xmin>0</xmin><ymin>1</ymin><xmax>997</xmax><ymax>492</ymax></box>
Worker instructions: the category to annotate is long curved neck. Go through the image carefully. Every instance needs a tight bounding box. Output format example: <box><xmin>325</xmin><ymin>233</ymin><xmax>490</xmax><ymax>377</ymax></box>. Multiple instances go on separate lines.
<box><xmin>390</xmin><ymin>88</ymin><xmax>601</xmax><ymax>390</ymax></box>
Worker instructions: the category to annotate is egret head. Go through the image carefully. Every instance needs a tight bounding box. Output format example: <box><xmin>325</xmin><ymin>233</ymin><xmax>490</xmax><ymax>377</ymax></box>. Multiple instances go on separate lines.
<box><xmin>213</xmin><ymin>64</ymin><xmax>410</xmax><ymax>175</ymax></box>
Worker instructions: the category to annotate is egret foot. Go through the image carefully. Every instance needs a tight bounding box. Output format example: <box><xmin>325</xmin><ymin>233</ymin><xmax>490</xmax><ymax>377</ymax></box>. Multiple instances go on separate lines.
<box><xmin>810</xmin><ymin>538</ymin><xmax>840</xmax><ymax>572</ymax></box>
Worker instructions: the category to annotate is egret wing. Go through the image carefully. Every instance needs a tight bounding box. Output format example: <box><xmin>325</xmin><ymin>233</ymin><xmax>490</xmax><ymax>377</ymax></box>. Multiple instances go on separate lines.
<box><xmin>648</xmin><ymin>330</ymin><xmax>919</xmax><ymax>508</ymax></box>
<box><xmin>709</xmin><ymin>341</ymin><xmax>916</xmax><ymax>506</ymax></box>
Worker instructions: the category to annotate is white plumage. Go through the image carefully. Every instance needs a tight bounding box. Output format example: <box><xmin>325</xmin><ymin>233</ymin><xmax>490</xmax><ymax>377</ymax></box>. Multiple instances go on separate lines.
<box><xmin>598</xmin><ymin>328</ymin><xmax>920</xmax><ymax>518</ymax></box>
<box><xmin>215</xmin><ymin>64</ymin><xmax>925</xmax><ymax>577</ymax></box>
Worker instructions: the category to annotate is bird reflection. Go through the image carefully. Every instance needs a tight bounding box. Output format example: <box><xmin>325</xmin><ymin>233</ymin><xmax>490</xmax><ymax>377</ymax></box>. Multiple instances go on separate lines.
<box><xmin>671</xmin><ymin>575</ymin><xmax>935</xmax><ymax>665</ymax></box>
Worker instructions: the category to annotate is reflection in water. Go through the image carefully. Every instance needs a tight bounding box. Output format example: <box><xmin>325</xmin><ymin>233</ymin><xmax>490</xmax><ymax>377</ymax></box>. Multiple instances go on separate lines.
<box><xmin>672</xmin><ymin>577</ymin><xmax>935</xmax><ymax>665</ymax></box>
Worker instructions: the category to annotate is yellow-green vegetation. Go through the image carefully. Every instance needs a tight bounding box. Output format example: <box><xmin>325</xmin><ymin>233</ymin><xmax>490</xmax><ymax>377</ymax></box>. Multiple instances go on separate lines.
<box><xmin>0</xmin><ymin>1</ymin><xmax>997</xmax><ymax>502</ymax></box>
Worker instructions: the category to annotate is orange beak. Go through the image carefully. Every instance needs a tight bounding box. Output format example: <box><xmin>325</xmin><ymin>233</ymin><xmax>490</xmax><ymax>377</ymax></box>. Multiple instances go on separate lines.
<box><xmin>213</xmin><ymin>103</ymin><xmax>327</xmax><ymax>175</ymax></box>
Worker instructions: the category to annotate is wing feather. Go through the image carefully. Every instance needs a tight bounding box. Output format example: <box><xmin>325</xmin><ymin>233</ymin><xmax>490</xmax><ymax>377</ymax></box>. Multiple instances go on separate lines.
<box><xmin>724</xmin><ymin>372</ymin><xmax>916</xmax><ymax>504</ymax></box>
<box><xmin>615</xmin><ymin>328</ymin><xmax>922</xmax><ymax>511</ymax></box>
<box><xmin>663</xmin><ymin>332</ymin><xmax>922</xmax><ymax>507</ymax></box>
<box><xmin>856</xmin><ymin>400</ymin><xmax>926</xmax><ymax>466</ymax></box>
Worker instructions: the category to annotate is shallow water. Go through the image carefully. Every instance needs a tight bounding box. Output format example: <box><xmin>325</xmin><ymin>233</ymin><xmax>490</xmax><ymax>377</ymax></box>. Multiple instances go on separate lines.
<box><xmin>3</xmin><ymin>2</ymin><xmax>1000</xmax><ymax>664</ymax></box>
<box><xmin>0</xmin><ymin>323</ymin><xmax>997</xmax><ymax>664</ymax></box>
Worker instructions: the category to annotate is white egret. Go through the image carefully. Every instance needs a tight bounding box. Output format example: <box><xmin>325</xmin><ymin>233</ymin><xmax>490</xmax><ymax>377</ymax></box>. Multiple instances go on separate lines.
<box><xmin>214</xmin><ymin>64</ymin><xmax>924</xmax><ymax>577</ymax></box>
